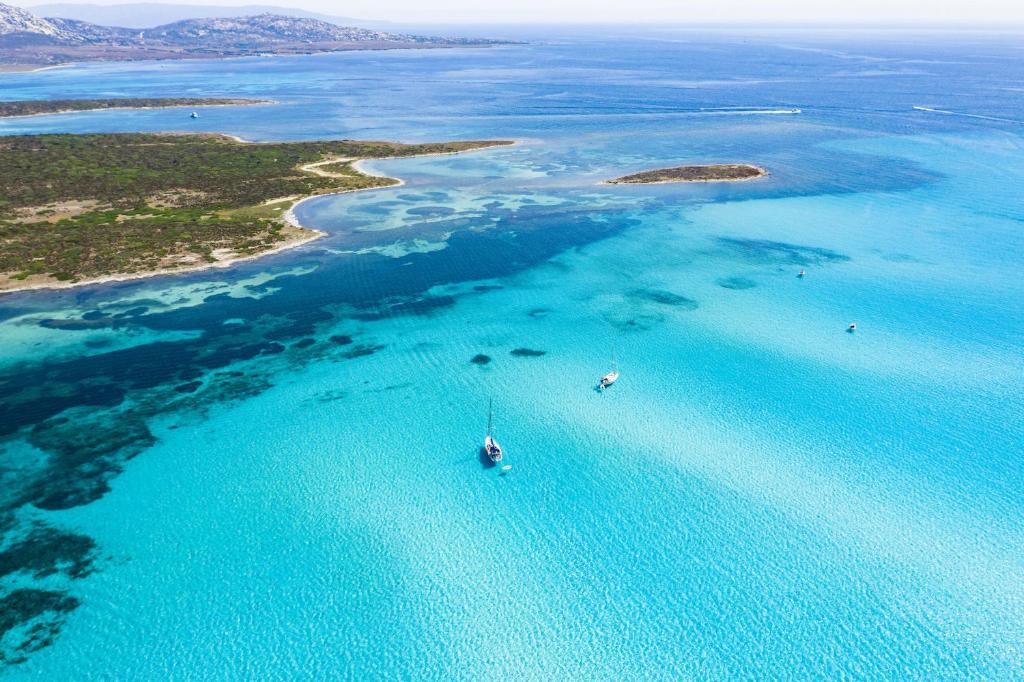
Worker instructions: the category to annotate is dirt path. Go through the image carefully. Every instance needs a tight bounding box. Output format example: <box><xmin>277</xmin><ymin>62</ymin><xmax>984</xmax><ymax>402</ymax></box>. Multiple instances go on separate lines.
<box><xmin>298</xmin><ymin>157</ymin><xmax>355</xmax><ymax>178</ymax></box>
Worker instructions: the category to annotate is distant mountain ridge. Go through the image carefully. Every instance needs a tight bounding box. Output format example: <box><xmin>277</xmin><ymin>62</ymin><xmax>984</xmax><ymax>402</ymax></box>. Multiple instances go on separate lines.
<box><xmin>0</xmin><ymin>2</ymin><xmax>506</xmax><ymax>66</ymax></box>
<box><xmin>0</xmin><ymin>1</ymin><xmax>77</xmax><ymax>40</ymax></box>
<box><xmin>27</xmin><ymin>3</ymin><xmax>367</xmax><ymax>29</ymax></box>
<box><xmin>140</xmin><ymin>15</ymin><xmax>425</xmax><ymax>46</ymax></box>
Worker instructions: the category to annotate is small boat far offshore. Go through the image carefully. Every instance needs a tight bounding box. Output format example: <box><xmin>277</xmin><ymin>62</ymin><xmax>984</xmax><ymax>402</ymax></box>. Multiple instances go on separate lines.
<box><xmin>798</xmin><ymin>269</ymin><xmax>806</xmax><ymax>278</ymax></box>
<box><xmin>190</xmin><ymin>111</ymin><xmax>199</xmax><ymax>119</ymax></box>
<box><xmin>847</xmin><ymin>323</ymin><xmax>857</xmax><ymax>333</ymax></box>
<box><xmin>485</xmin><ymin>399</ymin><xmax>503</xmax><ymax>463</ymax></box>
<box><xmin>599</xmin><ymin>350</ymin><xmax>619</xmax><ymax>390</ymax></box>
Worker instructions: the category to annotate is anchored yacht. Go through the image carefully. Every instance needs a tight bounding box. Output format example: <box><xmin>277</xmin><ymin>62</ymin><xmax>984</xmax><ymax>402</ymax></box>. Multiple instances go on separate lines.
<box><xmin>599</xmin><ymin>351</ymin><xmax>619</xmax><ymax>390</ymax></box>
<box><xmin>484</xmin><ymin>399</ymin><xmax>503</xmax><ymax>463</ymax></box>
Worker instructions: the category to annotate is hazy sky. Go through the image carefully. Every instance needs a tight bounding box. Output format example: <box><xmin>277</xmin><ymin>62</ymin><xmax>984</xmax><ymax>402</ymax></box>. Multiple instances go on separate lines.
<box><xmin>20</xmin><ymin>0</ymin><xmax>1024</xmax><ymax>24</ymax></box>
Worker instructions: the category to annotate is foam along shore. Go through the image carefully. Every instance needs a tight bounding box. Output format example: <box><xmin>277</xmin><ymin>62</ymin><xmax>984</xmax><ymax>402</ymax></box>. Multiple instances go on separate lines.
<box><xmin>0</xmin><ymin>98</ymin><xmax>274</xmax><ymax>119</ymax></box>
<box><xmin>0</xmin><ymin>136</ymin><xmax>514</xmax><ymax>294</ymax></box>
<box><xmin>605</xmin><ymin>163</ymin><xmax>768</xmax><ymax>184</ymax></box>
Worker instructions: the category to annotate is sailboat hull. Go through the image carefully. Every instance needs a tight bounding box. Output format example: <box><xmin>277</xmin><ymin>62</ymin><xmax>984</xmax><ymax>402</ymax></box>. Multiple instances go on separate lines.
<box><xmin>484</xmin><ymin>435</ymin><xmax>503</xmax><ymax>463</ymax></box>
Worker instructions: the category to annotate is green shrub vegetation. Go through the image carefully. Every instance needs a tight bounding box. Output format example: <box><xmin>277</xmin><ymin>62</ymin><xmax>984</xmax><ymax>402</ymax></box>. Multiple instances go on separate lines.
<box><xmin>0</xmin><ymin>133</ymin><xmax>510</xmax><ymax>284</ymax></box>
<box><xmin>606</xmin><ymin>164</ymin><xmax>767</xmax><ymax>184</ymax></box>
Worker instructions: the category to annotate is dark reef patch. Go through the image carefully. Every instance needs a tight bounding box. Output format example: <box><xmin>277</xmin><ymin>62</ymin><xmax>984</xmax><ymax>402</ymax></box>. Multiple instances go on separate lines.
<box><xmin>0</xmin><ymin>589</ymin><xmax>81</xmax><ymax>664</ymax></box>
<box><xmin>329</xmin><ymin>335</ymin><xmax>353</xmax><ymax>345</ymax></box>
<box><xmin>472</xmin><ymin>285</ymin><xmax>503</xmax><ymax>293</ymax></box>
<box><xmin>315</xmin><ymin>389</ymin><xmax>347</xmax><ymax>403</ymax></box>
<box><xmin>0</xmin><ymin>525</ymin><xmax>96</xmax><ymax>580</ymax></box>
<box><xmin>183</xmin><ymin>371</ymin><xmax>273</xmax><ymax>409</ymax></box>
<box><xmin>262</xmin><ymin>308</ymin><xmax>333</xmax><ymax>342</ymax></box>
<box><xmin>717</xmin><ymin>238</ymin><xmax>850</xmax><ymax>266</ymax></box>
<box><xmin>717</xmin><ymin>276</ymin><xmax>758</xmax><ymax>290</ymax></box>
<box><xmin>294</xmin><ymin>338</ymin><xmax>316</xmax><ymax>349</ymax></box>
<box><xmin>83</xmin><ymin>338</ymin><xmax>115</xmax><ymax>350</ymax></box>
<box><xmin>38</xmin><ymin>317</ymin><xmax>116</xmax><ymax>331</ymax></box>
<box><xmin>406</xmin><ymin>206</ymin><xmax>456</xmax><ymax>218</ymax></box>
<box><xmin>510</xmin><ymin>348</ymin><xmax>546</xmax><ymax>357</ymax></box>
<box><xmin>880</xmin><ymin>252</ymin><xmax>922</xmax><ymax>263</ymax></box>
<box><xmin>174</xmin><ymin>381</ymin><xmax>202</xmax><ymax>393</ymax></box>
<box><xmin>24</xmin><ymin>409</ymin><xmax>156</xmax><ymax>511</ymax></box>
<box><xmin>197</xmin><ymin>341</ymin><xmax>285</xmax><ymax>369</ymax></box>
<box><xmin>0</xmin><ymin>386</ymin><xmax>126</xmax><ymax>438</ymax></box>
<box><xmin>365</xmin><ymin>382</ymin><xmax>413</xmax><ymax>393</ymax></box>
<box><xmin>177</xmin><ymin>367</ymin><xmax>204</xmax><ymax>381</ymax></box>
<box><xmin>471</xmin><ymin>354</ymin><xmax>492</xmax><ymax>365</ymax></box>
<box><xmin>527</xmin><ymin>308</ymin><xmax>551</xmax><ymax>318</ymax></box>
<box><xmin>340</xmin><ymin>344</ymin><xmax>386</xmax><ymax>360</ymax></box>
<box><xmin>630</xmin><ymin>289</ymin><xmax>699</xmax><ymax>310</ymax></box>
<box><xmin>388</xmin><ymin>295</ymin><xmax>457</xmax><ymax>317</ymax></box>
<box><xmin>353</xmin><ymin>295</ymin><xmax>457</xmax><ymax>321</ymax></box>
<box><xmin>112</xmin><ymin>306</ymin><xmax>149</xmax><ymax>319</ymax></box>
<box><xmin>602</xmin><ymin>311</ymin><xmax>666</xmax><ymax>333</ymax></box>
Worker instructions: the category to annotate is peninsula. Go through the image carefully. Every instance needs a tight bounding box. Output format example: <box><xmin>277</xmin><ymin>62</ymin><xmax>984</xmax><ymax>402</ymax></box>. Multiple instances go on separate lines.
<box><xmin>0</xmin><ymin>133</ymin><xmax>512</xmax><ymax>292</ymax></box>
<box><xmin>606</xmin><ymin>164</ymin><xmax>767</xmax><ymax>184</ymax></box>
<box><xmin>0</xmin><ymin>98</ymin><xmax>269</xmax><ymax>118</ymax></box>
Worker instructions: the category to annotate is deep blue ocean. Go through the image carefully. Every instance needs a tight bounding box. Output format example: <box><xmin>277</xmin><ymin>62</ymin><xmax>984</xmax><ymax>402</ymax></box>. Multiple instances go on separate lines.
<box><xmin>1</xmin><ymin>28</ymin><xmax>1023</xmax><ymax>679</ymax></box>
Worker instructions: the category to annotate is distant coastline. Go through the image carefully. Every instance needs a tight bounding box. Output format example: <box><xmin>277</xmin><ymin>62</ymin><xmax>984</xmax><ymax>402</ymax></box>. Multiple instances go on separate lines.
<box><xmin>0</xmin><ymin>42</ymin><xmax>509</xmax><ymax>72</ymax></box>
<box><xmin>0</xmin><ymin>98</ymin><xmax>272</xmax><ymax>119</ymax></box>
<box><xmin>604</xmin><ymin>164</ymin><xmax>768</xmax><ymax>185</ymax></box>
<box><xmin>0</xmin><ymin>5</ymin><xmax>513</xmax><ymax>71</ymax></box>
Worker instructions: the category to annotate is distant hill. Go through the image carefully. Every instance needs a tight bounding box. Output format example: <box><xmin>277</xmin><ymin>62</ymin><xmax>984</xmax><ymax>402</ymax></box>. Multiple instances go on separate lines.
<box><xmin>0</xmin><ymin>3</ymin><xmax>506</xmax><ymax>66</ymax></box>
<box><xmin>0</xmin><ymin>1</ymin><xmax>78</xmax><ymax>42</ymax></box>
<box><xmin>27</xmin><ymin>3</ymin><xmax>366</xmax><ymax>30</ymax></box>
<box><xmin>140</xmin><ymin>15</ymin><xmax>419</xmax><ymax>46</ymax></box>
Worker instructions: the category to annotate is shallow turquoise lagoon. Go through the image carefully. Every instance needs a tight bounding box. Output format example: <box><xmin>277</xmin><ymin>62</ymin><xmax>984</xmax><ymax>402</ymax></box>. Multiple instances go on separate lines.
<box><xmin>1</xmin><ymin>30</ymin><xmax>1023</xmax><ymax>679</ymax></box>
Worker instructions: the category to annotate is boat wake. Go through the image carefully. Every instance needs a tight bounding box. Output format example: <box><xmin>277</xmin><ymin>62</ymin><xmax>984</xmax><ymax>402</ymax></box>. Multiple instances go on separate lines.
<box><xmin>700</xmin><ymin>107</ymin><xmax>802</xmax><ymax>115</ymax></box>
<box><xmin>913</xmin><ymin>106</ymin><xmax>1024</xmax><ymax>125</ymax></box>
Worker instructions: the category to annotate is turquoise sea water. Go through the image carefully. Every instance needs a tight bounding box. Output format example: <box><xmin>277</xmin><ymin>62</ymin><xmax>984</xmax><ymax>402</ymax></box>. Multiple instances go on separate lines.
<box><xmin>1</xmin><ymin>29</ymin><xmax>1023</xmax><ymax>679</ymax></box>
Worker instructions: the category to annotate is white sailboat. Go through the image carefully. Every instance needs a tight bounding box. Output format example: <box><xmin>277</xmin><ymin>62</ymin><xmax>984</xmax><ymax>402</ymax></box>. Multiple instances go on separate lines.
<box><xmin>484</xmin><ymin>399</ymin><xmax>503</xmax><ymax>463</ymax></box>
<box><xmin>599</xmin><ymin>350</ymin><xmax>619</xmax><ymax>390</ymax></box>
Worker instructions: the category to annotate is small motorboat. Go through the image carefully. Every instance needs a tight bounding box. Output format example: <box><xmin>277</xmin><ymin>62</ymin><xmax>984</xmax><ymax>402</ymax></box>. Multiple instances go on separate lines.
<box><xmin>189</xmin><ymin>111</ymin><xmax>199</xmax><ymax>119</ymax></box>
<box><xmin>847</xmin><ymin>323</ymin><xmax>857</xmax><ymax>332</ymax></box>
<box><xmin>484</xmin><ymin>399</ymin><xmax>503</xmax><ymax>463</ymax></box>
<box><xmin>798</xmin><ymin>270</ymin><xmax>806</xmax><ymax>278</ymax></box>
